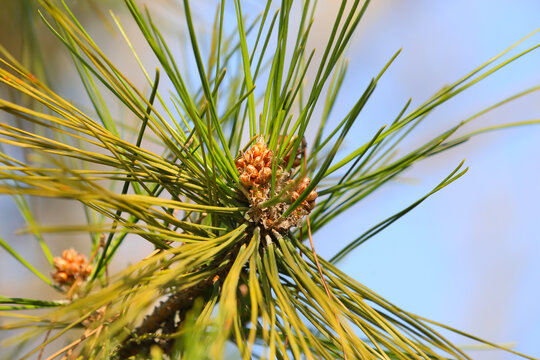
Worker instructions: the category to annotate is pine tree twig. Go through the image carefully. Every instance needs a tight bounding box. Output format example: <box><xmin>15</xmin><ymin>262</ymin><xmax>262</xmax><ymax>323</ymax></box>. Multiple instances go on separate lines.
<box><xmin>115</xmin><ymin>239</ymin><xmax>247</xmax><ymax>358</ymax></box>
<box><xmin>45</xmin><ymin>326</ymin><xmax>101</xmax><ymax>360</ymax></box>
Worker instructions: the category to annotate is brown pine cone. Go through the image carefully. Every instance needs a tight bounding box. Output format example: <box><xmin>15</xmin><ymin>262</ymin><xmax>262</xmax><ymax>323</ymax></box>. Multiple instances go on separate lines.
<box><xmin>290</xmin><ymin>176</ymin><xmax>317</xmax><ymax>212</ymax></box>
<box><xmin>52</xmin><ymin>248</ymin><xmax>92</xmax><ymax>286</ymax></box>
<box><xmin>236</xmin><ymin>137</ymin><xmax>273</xmax><ymax>187</ymax></box>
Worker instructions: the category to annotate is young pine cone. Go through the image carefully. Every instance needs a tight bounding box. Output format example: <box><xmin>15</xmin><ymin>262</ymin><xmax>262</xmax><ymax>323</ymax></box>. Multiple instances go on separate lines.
<box><xmin>279</xmin><ymin>135</ymin><xmax>306</xmax><ymax>168</ymax></box>
<box><xmin>52</xmin><ymin>248</ymin><xmax>92</xmax><ymax>286</ymax></box>
<box><xmin>290</xmin><ymin>177</ymin><xmax>317</xmax><ymax>212</ymax></box>
<box><xmin>236</xmin><ymin>137</ymin><xmax>273</xmax><ymax>187</ymax></box>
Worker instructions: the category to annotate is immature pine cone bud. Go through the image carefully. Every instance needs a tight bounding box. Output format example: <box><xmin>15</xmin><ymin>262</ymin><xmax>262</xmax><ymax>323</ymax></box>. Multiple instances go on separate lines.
<box><xmin>52</xmin><ymin>248</ymin><xmax>92</xmax><ymax>286</ymax></box>
<box><xmin>279</xmin><ymin>135</ymin><xmax>306</xmax><ymax>168</ymax></box>
<box><xmin>290</xmin><ymin>177</ymin><xmax>317</xmax><ymax>211</ymax></box>
<box><xmin>238</xmin><ymin>135</ymin><xmax>318</xmax><ymax>231</ymax></box>
<box><xmin>236</xmin><ymin>137</ymin><xmax>273</xmax><ymax>187</ymax></box>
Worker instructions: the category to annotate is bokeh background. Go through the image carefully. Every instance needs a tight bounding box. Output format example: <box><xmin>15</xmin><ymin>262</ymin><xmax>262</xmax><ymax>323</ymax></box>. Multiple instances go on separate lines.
<box><xmin>1</xmin><ymin>1</ymin><xmax>539</xmax><ymax>359</ymax></box>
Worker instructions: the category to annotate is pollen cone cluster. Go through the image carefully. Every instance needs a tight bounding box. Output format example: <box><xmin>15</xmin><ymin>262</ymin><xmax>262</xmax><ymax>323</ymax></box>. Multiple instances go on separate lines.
<box><xmin>289</xmin><ymin>176</ymin><xmax>318</xmax><ymax>212</ymax></box>
<box><xmin>280</xmin><ymin>135</ymin><xmax>306</xmax><ymax>168</ymax></box>
<box><xmin>236</xmin><ymin>136</ymin><xmax>317</xmax><ymax>231</ymax></box>
<box><xmin>236</xmin><ymin>137</ymin><xmax>273</xmax><ymax>188</ymax></box>
<box><xmin>52</xmin><ymin>248</ymin><xmax>92</xmax><ymax>286</ymax></box>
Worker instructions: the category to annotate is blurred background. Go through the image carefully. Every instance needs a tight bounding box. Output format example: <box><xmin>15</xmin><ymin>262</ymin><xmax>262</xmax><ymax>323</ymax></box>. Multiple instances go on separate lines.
<box><xmin>0</xmin><ymin>1</ymin><xmax>539</xmax><ymax>359</ymax></box>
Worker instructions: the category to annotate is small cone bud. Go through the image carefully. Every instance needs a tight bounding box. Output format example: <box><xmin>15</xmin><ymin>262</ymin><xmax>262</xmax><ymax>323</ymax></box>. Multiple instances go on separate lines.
<box><xmin>51</xmin><ymin>248</ymin><xmax>91</xmax><ymax>286</ymax></box>
<box><xmin>237</xmin><ymin>135</ymin><xmax>318</xmax><ymax>231</ymax></box>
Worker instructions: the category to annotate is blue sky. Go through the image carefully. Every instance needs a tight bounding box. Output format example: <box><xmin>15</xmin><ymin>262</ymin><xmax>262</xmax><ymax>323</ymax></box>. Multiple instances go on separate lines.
<box><xmin>311</xmin><ymin>1</ymin><xmax>540</xmax><ymax>359</ymax></box>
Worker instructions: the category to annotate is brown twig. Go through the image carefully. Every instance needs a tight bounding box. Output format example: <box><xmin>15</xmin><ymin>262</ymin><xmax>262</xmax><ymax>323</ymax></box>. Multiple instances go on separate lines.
<box><xmin>114</xmin><ymin>241</ymin><xmax>245</xmax><ymax>358</ymax></box>
<box><xmin>37</xmin><ymin>321</ymin><xmax>54</xmax><ymax>360</ymax></box>
<box><xmin>44</xmin><ymin>326</ymin><xmax>100</xmax><ymax>360</ymax></box>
